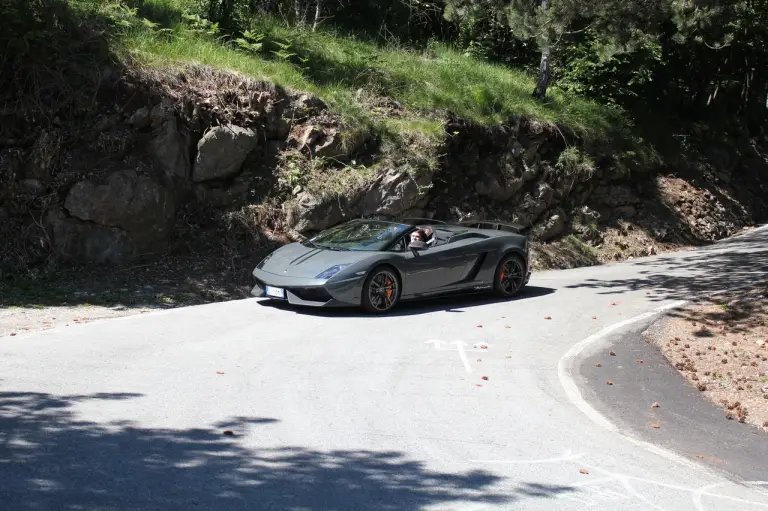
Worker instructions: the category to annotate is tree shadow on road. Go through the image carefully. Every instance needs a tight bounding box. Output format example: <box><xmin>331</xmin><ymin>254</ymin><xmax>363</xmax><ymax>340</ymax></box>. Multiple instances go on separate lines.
<box><xmin>564</xmin><ymin>230</ymin><xmax>768</xmax><ymax>303</ymax></box>
<box><xmin>0</xmin><ymin>392</ymin><xmax>576</xmax><ymax>510</ymax></box>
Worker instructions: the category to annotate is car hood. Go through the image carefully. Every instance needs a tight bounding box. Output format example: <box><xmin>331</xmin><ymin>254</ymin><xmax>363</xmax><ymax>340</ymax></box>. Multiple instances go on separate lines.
<box><xmin>257</xmin><ymin>242</ymin><xmax>375</xmax><ymax>279</ymax></box>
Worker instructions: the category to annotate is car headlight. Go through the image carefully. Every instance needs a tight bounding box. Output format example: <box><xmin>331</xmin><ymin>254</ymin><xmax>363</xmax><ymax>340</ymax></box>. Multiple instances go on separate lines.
<box><xmin>315</xmin><ymin>264</ymin><xmax>350</xmax><ymax>280</ymax></box>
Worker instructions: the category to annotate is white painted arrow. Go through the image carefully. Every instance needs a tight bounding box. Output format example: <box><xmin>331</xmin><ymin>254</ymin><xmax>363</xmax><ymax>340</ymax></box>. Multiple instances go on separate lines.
<box><xmin>424</xmin><ymin>339</ymin><xmax>443</xmax><ymax>349</ymax></box>
<box><xmin>452</xmin><ymin>341</ymin><xmax>472</xmax><ymax>373</ymax></box>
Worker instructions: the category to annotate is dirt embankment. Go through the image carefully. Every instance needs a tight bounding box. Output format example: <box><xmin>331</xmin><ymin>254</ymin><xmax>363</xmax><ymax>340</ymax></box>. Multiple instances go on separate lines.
<box><xmin>2</xmin><ymin>60</ymin><xmax>768</xmax><ymax>334</ymax></box>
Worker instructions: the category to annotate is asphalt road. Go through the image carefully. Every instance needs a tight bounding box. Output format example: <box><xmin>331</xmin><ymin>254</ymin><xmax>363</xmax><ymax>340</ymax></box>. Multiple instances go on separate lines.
<box><xmin>2</xmin><ymin>226</ymin><xmax>768</xmax><ymax>510</ymax></box>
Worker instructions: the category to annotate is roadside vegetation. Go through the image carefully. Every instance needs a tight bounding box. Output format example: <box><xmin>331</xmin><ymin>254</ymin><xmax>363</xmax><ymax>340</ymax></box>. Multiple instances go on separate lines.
<box><xmin>65</xmin><ymin>0</ymin><xmax>632</xmax><ymax>148</ymax></box>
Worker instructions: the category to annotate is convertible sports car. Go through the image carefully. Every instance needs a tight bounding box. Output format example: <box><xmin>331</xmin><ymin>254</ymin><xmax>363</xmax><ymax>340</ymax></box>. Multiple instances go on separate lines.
<box><xmin>250</xmin><ymin>217</ymin><xmax>532</xmax><ymax>314</ymax></box>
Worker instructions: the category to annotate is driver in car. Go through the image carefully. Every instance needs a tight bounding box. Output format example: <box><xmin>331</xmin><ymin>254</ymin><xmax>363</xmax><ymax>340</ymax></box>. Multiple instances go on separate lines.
<box><xmin>410</xmin><ymin>226</ymin><xmax>435</xmax><ymax>245</ymax></box>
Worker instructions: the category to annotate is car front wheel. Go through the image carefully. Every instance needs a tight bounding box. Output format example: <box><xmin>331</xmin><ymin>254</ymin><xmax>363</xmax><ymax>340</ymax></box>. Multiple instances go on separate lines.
<box><xmin>361</xmin><ymin>266</ymin><xmax>401</xmax><ymax>314</ymax></box>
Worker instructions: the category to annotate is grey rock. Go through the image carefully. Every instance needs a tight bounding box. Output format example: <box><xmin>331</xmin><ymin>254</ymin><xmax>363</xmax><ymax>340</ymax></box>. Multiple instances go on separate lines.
<box><xmin>46</xmin><ymin>208</ymin><xmax>134</xmax><ymax>264</ymax></box>
<box><xmin>150</xmin><ymin>102</ymin><xmax>170</xmax><ymax>127</ymax></box>
<box><xmin>266</xmin><ymin>116</ymin><xmax>292</xmax><ymax>140</ymax></box>
<box><xmin>20</xmin><ymin>178</ymin><xmax>45</xmax><ymax>196</ymax></box>
<box><xmin>288</xmin><ymin>192</ymin><xmax>345</xmax><ymax>233</ymax></box>
<box><xmin>147</xmin><ymin>107</ymin><xmax>192</xmax><ymax>180</ymax></box>
<box><xmin>475</xmin><ymin>174</ymin><xmax>524</xmax><ymax>202</ymax></box>
<box><xmin>194</xmin><ymin>178</ymin><xmax>251</xmax><ymax>209</ymax></box>
<box><xmin>93</xmin><ymin>116</ymin><xmax>115</xmax><ymax>133</ymax></box>
<box><xmin>128</xmin><ymin>107</ymin><xmax>151</xmax><ymax>129</ymax></box>
<box><xmin>193</xmin><ymin>125</ymin><xmax>259</xmax><ymax>182</ymax></box>
<box><xmin>513</xmin><ymin>183</ymin><xmax>557</xmax><ymax>226</ymax></box>
<box><xmin>523</xmin><ymin>141</ymin><xmax>542</xmax><ymax>165</ymax></box>
<box><xmin>532</xmin><ymin>209</ymin><xmax>567</xmax><ymax>242</ymax></box>
<box><xmin>358</xmin><ymin>167</ymin><xmax>432</xmax><ymax>217</ymax></box>
<box><xmin>522</xmin><ymin>162</ymin><xmax>540</xmax><ymax>182</ymax></box>
<box><xmin>292</xmin><ymin>93</ymin><xmax>327</xmax><ymax>114</ymax></box>
<box><xmin>64</xmin><ymin>169</ymin><xmax>175</xmax><ymax>248</ymax></box>
<box><xmin>613</xmin><ymin>205</ymin><xmax>638</xmax><ymax>218</ymax></box>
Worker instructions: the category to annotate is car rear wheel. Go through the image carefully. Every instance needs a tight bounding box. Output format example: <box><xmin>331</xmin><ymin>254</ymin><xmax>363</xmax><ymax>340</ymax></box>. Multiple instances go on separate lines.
<box><xmin>494</xmin><ymin>254</ymin><xmax>526</xmax><ymax>297</ymax></box>
<box><xmin>361</xmin><ymin>266</ymin><xmax>401</xmax><ymax>314</ymax></box>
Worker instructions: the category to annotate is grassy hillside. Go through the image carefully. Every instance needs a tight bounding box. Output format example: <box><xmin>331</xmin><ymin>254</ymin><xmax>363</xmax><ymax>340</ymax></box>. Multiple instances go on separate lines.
<box><xmin>71</xmin><ymin>0</ymin><xmax>637</xmax><ymax>148</ymax></box>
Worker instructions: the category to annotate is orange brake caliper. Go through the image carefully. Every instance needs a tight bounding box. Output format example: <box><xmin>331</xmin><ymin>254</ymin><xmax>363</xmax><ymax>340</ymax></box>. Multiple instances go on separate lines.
<box><xmin>385</xmin><ymin>278</ymin><xmax>393</xmax><ymax>300</ymax></box>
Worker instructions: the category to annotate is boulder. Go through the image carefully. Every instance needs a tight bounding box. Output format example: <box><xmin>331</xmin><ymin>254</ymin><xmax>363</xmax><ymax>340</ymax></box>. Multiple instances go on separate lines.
<box><xmin>128</xmin><ymin>107</ymin><xmax>151</xmax><ymax>129</ymax></box>
<box><xmin>532</xmin><ymin>209</ymin><xmax>567</xmax><ymax>242</ymax></box>
<box><xmin>293</xmin><ymin>125</ymin><xmax>343</xmax><ymax>158</ymax></box>
<box><xmin>358</xmin><ymin>167</ymin><xmax>432</xmax><ymax>217</ymax></box>
<box><xmin>292</xmin><ymin>93</ymin><xmax>327</xmax><ymax>115</ymax></box>
<box><xmin>193</xmin><ymin>124</ymin><xmax>259</xmax><ymax>182</ymax></box>
<box><xmin>288</xmin><ymin>192</ymin><xmax>346</xmax><ymax>233</ymax></box>
<box><xmin>194</xmin><ymin>178</ymin><xmax>251</xmax><ymax>209</ymax></box>
<box><xmin>46</xmin><ymin>208</ymin><xmax>134</xmax><ymax>264</ymax></box>
<box><xmin>513</xmin><ymin>183</ymin><xmax>557</xmax><ymax>226</ymax></box>
<box><xmin>475</xmin><ymin>169</ymin><xmax>524</xmax><ymax>202</ymax></box>
<box><xmin>63</xmin><ymin>169</ymin><xmax>175</xmax><ymax>250</ymax></box>
<box><xmin>288</xmin><ymin>166</ymin><xmax>432</xmax><ymax>233</ymax></box>
<box><xmin>147</xmin><ymin>103</ymin><xmax>192</xmax><ymax>180</ymax></box>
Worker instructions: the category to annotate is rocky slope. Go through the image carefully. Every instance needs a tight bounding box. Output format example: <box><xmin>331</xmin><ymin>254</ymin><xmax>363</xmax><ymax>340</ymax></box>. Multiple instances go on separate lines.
<box><xmin>2</xmin><ymin>62</ymin><xmax>767</xmax><ymax>276</ymax></box>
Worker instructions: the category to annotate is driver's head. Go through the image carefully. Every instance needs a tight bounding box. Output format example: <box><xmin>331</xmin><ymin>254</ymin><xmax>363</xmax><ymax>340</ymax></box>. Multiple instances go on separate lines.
<box><xmin>410</xmin><ymin>226</ymin><xmax>433</xmax><ymax>243</ymax></box>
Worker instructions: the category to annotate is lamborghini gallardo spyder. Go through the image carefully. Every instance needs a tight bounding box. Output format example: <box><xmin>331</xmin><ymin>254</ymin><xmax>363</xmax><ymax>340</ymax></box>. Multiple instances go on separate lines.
<box><xmin>250</xmin><ymin>218</ymin><xmax>532</xmax><ymax>314</ymax></box>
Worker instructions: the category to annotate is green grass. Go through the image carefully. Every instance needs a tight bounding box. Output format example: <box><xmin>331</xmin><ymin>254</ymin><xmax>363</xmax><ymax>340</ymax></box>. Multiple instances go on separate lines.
<box><xmin>69</xmin><ymin>0</ymin><xmax>635</xmax><ymax>146</ymax></box>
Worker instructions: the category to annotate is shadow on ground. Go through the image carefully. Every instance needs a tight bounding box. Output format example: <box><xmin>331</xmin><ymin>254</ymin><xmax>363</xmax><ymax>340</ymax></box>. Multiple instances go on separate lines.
<box><xmin>1</xmin><ymin>254</ymin><xmax>256</xmax><ymax>310</ymax></box>
<box><xmin>565</xmin><ymin>229</ymin><xmax>768</xmax><ymax>302</ymax></box>
<box><xmin>0</xmin><ymin>392</ymin><xmax>575</xmax><ymax>509</ymax></box>
<box><xmin>257</xmin><ymin>285</ymin><xmax>556</xmax><ymax>318</ymax></box>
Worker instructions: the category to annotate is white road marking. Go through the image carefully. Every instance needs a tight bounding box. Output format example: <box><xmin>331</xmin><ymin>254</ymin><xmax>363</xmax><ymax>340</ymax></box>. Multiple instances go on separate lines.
<box><xmin>425</xmin><ymin>339</ymin><xmax>443</xmax><ymax>349</ymax></box>
<box><xmin>693</xmin><ymin>483</ymin><xmax>723</xmax><ymax>511</ymax></box>
<box><xmin>557</xmin><ymin>302</ymin><xmax>684</xmax><ymax>433</ymax></box>
<box><xmin>557</xmin><ymin>267</ymin><xmax>768</xmax><ymax>482</ymax></box>
<box><xmin>453</xmin><ymin>341</ymin><xmax>472</xmax><ymax>373</ymax></box>
<box><xmin>468</xmin><ymin>449</ymin><xmax>583</xmax><ymax>464</ymax></box>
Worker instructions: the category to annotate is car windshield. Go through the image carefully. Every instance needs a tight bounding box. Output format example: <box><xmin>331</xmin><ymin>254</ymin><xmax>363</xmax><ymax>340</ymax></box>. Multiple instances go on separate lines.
<box><xmin>306</xmin><ymin>220</ymin><xmax>410</xmax><ymax>251</ymax></box>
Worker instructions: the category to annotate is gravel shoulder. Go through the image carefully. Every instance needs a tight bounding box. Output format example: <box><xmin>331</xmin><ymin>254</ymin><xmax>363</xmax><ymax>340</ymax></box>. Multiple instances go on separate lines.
<box><xmin>578</xmin><ymin>318</ymin><xmax>768</xmax><ymax>482</ymax></box>
<box><xmin>648</xmin><ymin>284</ymin><xmax>768</xmax><ymax>431</ymax></box>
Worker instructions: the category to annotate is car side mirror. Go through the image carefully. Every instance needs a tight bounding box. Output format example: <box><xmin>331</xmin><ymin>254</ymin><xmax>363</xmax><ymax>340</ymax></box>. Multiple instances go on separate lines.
<box><xmin>409</xmin><ymin>240</ymin><xmax>428</xmax><ymax>253</ymax></box>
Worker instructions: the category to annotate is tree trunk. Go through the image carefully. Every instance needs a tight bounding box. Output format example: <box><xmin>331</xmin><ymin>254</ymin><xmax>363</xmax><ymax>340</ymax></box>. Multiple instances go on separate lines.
<box><xmin>532</xmin><ymin>0</ymin><xmax>550</xmax><ymax>99</ymax></box>
<box><xmin>312</xmin><ymin>0</ymin><xmax>324</xmax><ymax>31</ymax></box>
<box><xmin>533</xmin><ymin>44</ymin><xmax>551</xmax><ymax>99</ymax></box>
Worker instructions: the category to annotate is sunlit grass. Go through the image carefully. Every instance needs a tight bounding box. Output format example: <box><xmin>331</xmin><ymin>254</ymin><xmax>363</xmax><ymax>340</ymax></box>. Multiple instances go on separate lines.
<box><xmin>72</xmin><ymin>0</ymin><xmax>635</xmax><ymax>145</ymax></box>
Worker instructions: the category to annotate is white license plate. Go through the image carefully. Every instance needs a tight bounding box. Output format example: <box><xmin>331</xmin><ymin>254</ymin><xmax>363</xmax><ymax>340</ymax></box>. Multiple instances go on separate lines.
<box><xmin>265</xmin><ymin>286</ymin><xmax>285</xmax><ymax>299</ymax></box>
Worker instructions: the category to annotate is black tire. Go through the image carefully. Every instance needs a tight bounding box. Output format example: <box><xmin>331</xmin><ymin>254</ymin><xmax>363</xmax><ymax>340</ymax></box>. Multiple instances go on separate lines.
<box><xmin>361</xmin><ymin>266</ymin><xmax>401</xmax><ymax>314</ymax></box>
<box><xmin>493</xmin><ymin>253</ymin><xmax>527</xmax><ymax>297</ymax></box>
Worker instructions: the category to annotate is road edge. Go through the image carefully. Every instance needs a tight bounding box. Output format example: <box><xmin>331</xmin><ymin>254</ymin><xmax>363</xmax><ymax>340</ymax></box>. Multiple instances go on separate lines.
<box><xmin>558</xmin><ymin>223</ymin><xmax>768</xmax><ymax>480</ymax></box>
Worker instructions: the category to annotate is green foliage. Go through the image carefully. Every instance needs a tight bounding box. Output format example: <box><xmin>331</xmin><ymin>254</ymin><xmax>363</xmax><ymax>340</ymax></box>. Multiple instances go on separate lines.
<box><xmin>554</xmin><ymin>146</ymin><xmax>596</xmax><ymax>181</ymax></box>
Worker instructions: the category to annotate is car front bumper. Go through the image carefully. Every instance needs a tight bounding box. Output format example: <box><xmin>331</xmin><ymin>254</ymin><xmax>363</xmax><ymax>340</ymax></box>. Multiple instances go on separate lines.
<box><xmin>251</xmin><ymin>268</ymin><xmax>365</xmax><ymax>307</ymax></box>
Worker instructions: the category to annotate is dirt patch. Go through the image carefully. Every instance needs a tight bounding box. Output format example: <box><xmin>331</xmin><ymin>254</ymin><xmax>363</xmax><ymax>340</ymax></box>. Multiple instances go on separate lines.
<box><xmin>649</xmin><ymin>284</ymin><xmax>768</xmax><ymax>431</ymax></box>
<box><xmin>0</xmin><ymin>252</ymin><xmax>253</xmax><ymax>337</ymax></box>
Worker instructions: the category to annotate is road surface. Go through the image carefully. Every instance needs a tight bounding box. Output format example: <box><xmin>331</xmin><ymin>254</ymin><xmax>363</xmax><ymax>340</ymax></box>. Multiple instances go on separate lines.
<box><xmin>2</xmin><ymin>226</ymin><xmax>768</xmax><ymax>510</ymax></box>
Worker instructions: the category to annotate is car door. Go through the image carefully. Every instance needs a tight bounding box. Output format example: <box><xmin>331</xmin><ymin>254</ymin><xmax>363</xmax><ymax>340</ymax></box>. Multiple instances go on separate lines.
<box><xmin>399</xmin><ymin>242</ymin><xmax>472</xmax><ymax>297</ymax></box>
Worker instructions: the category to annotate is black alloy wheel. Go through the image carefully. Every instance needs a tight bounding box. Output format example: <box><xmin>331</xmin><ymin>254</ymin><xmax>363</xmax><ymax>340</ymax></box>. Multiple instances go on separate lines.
<box><xmin>362</xmin><ymin>267</ymin><xmax>401</xmax><ymax>314</ymax></box>
<box><xmin>494</xmin><ymin>254</ymin><xmax>526</xmax><ymax>297</ymax></box>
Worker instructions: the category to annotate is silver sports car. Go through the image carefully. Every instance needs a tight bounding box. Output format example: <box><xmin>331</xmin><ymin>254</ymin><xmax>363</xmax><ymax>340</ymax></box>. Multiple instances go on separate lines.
<box><xmin>251</xmin><ymin>217</ymin><xmax>532</xmax><ymax>314</ymax></box>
